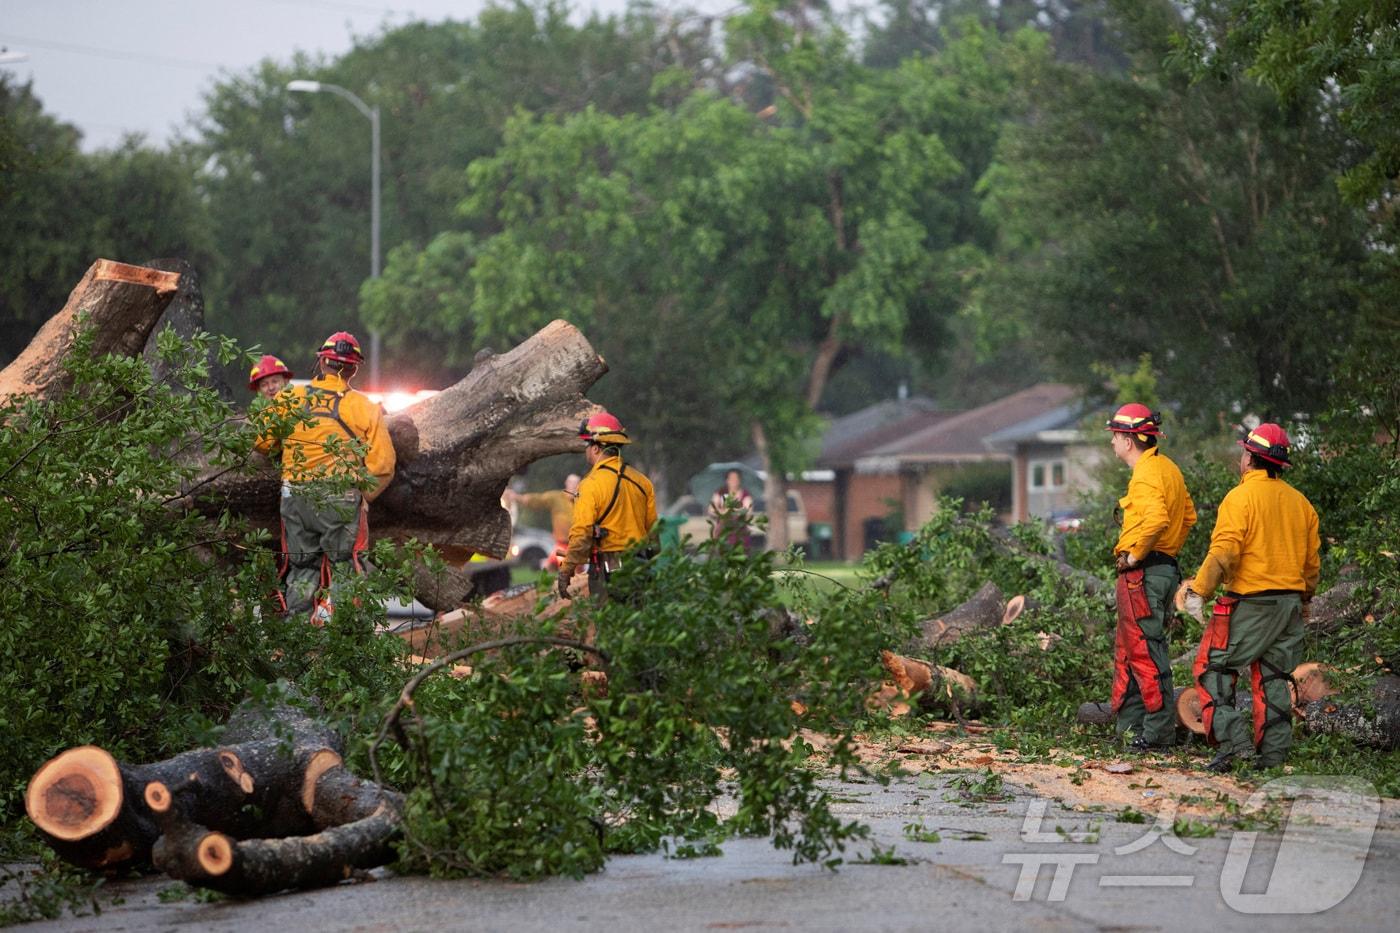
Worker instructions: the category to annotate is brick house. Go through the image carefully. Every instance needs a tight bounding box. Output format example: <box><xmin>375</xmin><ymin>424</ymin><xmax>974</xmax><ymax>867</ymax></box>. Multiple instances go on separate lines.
<box><xmin>805</xmin><ymin>384</ymin><xmax>1090</xmax><ymax>559</ymax></box>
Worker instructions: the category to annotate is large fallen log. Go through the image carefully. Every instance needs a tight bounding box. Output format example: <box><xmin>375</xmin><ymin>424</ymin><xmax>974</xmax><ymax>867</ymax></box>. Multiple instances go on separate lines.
<box><xmin>913</xmin><ymin>581</ymin><xmax>1005</xmax><ymax>651</ymax></box>
<box><xmin>5</xmin><ymin>260</ymin><xmax>610</xmax><ymax>612</ymax></box>
<box><xmin>25</xmin><ymin>695</ymin><xmax>402</xmax><ymax>894</ymax></box>
<box><xmin>191</xmin><ymin>319</ymin><xmax>607</xmax><ymax>568</ymax></box>
<box><xmin>0</xmin><ymin>259</ymin><xmax>181</xmax><ymax>405</ymax></box>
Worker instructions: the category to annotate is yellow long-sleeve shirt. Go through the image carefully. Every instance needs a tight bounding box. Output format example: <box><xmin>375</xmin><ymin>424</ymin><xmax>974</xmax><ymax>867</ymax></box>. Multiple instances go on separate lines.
<box><xmin>1191</xmin><ymin>469</ymin><xmax>1320</xmax><ymax>598</ymax></box>
<box><xmin>561</xmin><ymin>455</ymin><xmax>657</xmax><ymax>576</ymax></box>
<box><xmin>1114</xmin><ymin>447</ymin><xmax>1197</xmax><ymax>560</ymax></box>
<box><xmin>254</xmin><ymin>373</ymin><xmax>396</xmax><ymax>500</ymax></box>
<box><xmin>516</xmin><ymin>489</ymin><xmax>575</xmax><ymax>542</ymax></box>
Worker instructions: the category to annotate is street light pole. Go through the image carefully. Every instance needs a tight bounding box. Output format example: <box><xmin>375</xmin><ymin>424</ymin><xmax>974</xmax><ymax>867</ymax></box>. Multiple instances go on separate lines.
<box><xmin>287</xmin><ymin>79</ymin><xmax>383</xmax><ymax>388</ymax></box>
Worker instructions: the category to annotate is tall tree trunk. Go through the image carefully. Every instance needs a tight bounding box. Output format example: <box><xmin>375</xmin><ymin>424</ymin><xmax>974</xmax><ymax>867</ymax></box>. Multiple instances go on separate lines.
<box><xmin>751</xmin><ymin>419</ymin><xmax>789</xmax><ymax>554</ymax></box>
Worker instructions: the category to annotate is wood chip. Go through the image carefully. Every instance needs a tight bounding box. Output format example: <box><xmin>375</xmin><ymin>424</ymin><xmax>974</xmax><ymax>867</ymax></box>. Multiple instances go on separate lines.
<box><xmin>896</xmin><ymin>742</ymin><xmax>951</xmax><ymax>756</ymax></box>
<box><xmin>1102</xmin><ymin>762</ymin><xmax>1134</xmax><ymax>774</ymax></box>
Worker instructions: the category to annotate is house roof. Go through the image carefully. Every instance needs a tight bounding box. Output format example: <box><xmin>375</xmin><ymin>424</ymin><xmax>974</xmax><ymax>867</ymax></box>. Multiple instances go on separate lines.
<box><xmin>816</xmin><ymin>397</ymin><xmax>954</xmax><ymax>469</ymax></box>
<box><xmin>858</xmin><ymin>383</ymin><xmax>1081</xmax><ymax>467</ymax></box>
<box><xmin>981</xmin><ymin>400</ymin><xmax>1091</xmax><ymax>451</ymax></box>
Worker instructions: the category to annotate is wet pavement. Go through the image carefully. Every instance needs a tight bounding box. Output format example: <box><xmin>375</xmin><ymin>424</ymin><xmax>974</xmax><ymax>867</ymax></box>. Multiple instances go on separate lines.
<box><xmin>12</xmin><ymin>769</ymin><xmax>1399</xmax><ymax>932</ymax></box>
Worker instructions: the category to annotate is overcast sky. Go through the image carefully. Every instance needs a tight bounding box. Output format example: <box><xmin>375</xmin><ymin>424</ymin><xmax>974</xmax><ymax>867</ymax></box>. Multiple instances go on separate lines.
<box><xmin>0</xmin><ymin>0</ymin><xmax>743</xmax><ymax>151</ymax></box>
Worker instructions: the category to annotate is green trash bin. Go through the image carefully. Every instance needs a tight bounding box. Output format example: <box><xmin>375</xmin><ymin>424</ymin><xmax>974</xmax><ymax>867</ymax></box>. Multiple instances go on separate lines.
<box><xmin>657</xmin><ymin>514</ymin><xmax>687</xmax><ymax>553</ymax></box>
<box><xmin>809</xmin><ymin>522</ymin><xmax>833</xmax><ymax>561</ymax></box>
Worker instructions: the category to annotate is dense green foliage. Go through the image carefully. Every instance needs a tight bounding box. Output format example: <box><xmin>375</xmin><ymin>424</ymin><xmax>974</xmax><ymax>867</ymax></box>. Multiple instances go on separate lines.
<box><xmin>392</xmin><ymin>544</ymin><xmax>908</xmax><ymax>879</ymax></box>
<box><xmin>0</xmin><ymin>331</ymin><xmax>416</xmax><ymax>822</ymax></box>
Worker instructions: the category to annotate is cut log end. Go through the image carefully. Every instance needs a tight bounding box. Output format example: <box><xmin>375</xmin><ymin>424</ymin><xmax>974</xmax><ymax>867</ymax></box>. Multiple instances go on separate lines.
<box><xmin>1176</xmin><ymin>685</ymin><xmax>1206</xmax><ymax>735</ymax></box>
<box><xmin>301</xmin><ymin>750</ymin><xmax>344</xmax><ymax>816</ymax></box>
<box><xmin>197</xmin><ymin>832</ymin><xmax>235</xmax><ymax>876</ymax></box>
<box><xmin>144</xmin><ymin>781</ymin><xmax>172</xmax><ymax>814</ymax></box>
<box><xmin>25</xmin><ymin>746</ymin><xmax>124</xmax><ymax>842</ymax></box>
<box><xmin>1002</xmin><ymin>594</ymin><xmax>1036</xmax><ymax>626</ymax></box>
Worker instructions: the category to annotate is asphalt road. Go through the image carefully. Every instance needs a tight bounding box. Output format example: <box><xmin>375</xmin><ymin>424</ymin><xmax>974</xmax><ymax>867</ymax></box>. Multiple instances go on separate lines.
<box><xmin>13</xmin><ymin>770</ymin><xmax>1399</xmax><ymax>932</ymax></box>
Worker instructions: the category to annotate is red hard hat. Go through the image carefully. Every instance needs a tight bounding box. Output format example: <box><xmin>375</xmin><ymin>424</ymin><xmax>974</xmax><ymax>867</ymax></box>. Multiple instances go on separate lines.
<box><xmin>317</xmin><ymin>331</ymin><xmax>364</xmax><ymax>365</ymax></box>
<box><xmin>578</xmin><ymin>410</ymin><xmax>630</xmax><ymax>445</ymax></box>
<box><xmin>1240</xmin><ymin>422</ymin><xmax>1291</xmax><ymax>467</ymax></box>
<box><xmin>1106</xmin><ymin>403</ymin><xmax>1164</xmax><ymax>438</ymax></box>
<box><xmin>248</xmin><ymin>354</ymin><xmax>293</xmax><ymax>389</ymax></box>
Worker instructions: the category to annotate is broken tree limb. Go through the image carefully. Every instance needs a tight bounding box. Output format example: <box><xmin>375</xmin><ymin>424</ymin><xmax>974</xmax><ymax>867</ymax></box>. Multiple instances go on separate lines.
<box><xmin>878</xmin><ymin>651</ymin><xmax>978</xmax><ymax>714</ymax></box>
<box><xmin>0</xmin><ymin>259</ymin><xmax>181</xmax><ymax>405</ymax></box>
<box><xmin>913</xmin><ymin>581</ymin><xmax>1005</xmax><ymax>651</ymax></box>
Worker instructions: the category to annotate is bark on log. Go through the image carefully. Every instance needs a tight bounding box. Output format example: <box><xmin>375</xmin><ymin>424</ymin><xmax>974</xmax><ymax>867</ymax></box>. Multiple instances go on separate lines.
<box><xmin>191</xmin><ymin>319</ymin><xmax>607</xmax><ymax>573</ymax></box>
<box><xmin>1307</xmin><ymin>579</ymin><xmax>1372</xmax><ymax>634</ymax></box>
<box><xmin>5</xmin><ymin>262</ymin><xmax>610</xmax><ymax>613</ymax></box>
<box><xmin>150</xmin><ymin>764</ymin><xmax>401</xmax><ymax>897</ymax></box>
<box><xmin>1302</xmin><ymin>675</ymin><xmax>1400</xmax><ymax>751</ymax></box>
<box><xmin>913</xmin><ymin>582</ymin><xmax>1005</xmax><ymax>651</ymax></box>
<box><xmin>25</xmin><ymin>695</ymin><xmax>401</xmax><ymax>889</ymax></box>
<box><xmin>0</xmin><ymin>259</ymin><xmax>181</xmax><ymax>405</ymax></box>
<box><xmin>139</xmin><ymin>258</ymin><xmax>235</xmax><ymax>403</ymax></box>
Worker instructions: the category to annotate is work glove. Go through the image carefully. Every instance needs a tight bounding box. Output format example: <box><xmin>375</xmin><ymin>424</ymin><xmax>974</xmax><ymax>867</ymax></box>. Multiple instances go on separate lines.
<box><xmin>1182</xmin><ymin>589</ymin><xmax>1205</xmax><ymax>624</ymax></box>
<box><xmin>1114</xmin><ymin>551</ymin><xmax>1139</xmax><ymax>573</ymax></box>
<box><xmin>557</xmin><ymin>572</ymin><xmax>572</xmax><ymax>600</ymax></box>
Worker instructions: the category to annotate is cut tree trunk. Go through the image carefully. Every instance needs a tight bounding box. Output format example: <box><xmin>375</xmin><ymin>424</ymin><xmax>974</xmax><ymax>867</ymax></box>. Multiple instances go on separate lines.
<box><xmin>4</xmin><ymin>261</ymin><xmax>611</xmax><ymax>613</ymax></box>
<box><xmin>0</xmin><ymin>259</ymin><xmax>181</xmax><ymax>405</ymax></box>
<box><xmin>1301</xmin><ymin>675</ymin><xmax>1400</xmax><ymax>751</ymax></box>
<box><xmin>191</xmin><ymin>319</ymin><xmax>608</xmax><ymax>576</ymax></box>
<box><xmin>26</xmin><ymin>695</ymin><xmax>402</xmax><ymax>893</ymax></box>
<box><xmin>913</xmin><ymin>582</ymin><xmax>1005</xmax><ymax>651</ymax></box>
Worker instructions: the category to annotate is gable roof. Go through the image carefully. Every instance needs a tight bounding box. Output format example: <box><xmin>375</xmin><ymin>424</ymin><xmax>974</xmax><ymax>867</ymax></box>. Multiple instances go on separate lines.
<box><xmin>858</xmin><ymin>383</ymin><xmax>1080</xmax><ymax>467</ymax></box>
<box><xmin>816</xmin><ymin>397</ymin><xmax>954</xmax><ymax>468</ymax></box>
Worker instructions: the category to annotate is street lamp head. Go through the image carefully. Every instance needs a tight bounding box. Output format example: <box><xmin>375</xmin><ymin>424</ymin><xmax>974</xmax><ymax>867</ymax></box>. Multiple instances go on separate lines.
<box><xmin>286</xmin><ymin>79</ymin><xmax>323</xmax><ymax>93</ymax></box>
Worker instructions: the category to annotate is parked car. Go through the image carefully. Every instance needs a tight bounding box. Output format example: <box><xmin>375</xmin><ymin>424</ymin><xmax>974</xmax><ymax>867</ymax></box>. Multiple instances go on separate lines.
<box><xmin>664</xmin><ymin>489</ymin><xmax>809</xmax><ymax>552</ymax></box>
<box><xmin>509</xmin><ymin>525</ymin><xmax>558</xmax><ymax>569</ymax></box>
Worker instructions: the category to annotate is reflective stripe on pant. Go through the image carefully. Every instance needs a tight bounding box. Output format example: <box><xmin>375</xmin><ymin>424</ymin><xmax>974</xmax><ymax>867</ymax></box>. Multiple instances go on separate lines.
<box><xmin>280</xmin><ymin>488</ymin><xmax>366</xmax><ymax>616</ymax></box>
<box><xmin>1112</xmin><ymin>563</ymin><xmax>1178</xmax><ymax>745</ymax></box>
<box><xmin>1194</xmin><ymin>594</ymin><xmax>1303</xmax><ymax>763</ymax></box>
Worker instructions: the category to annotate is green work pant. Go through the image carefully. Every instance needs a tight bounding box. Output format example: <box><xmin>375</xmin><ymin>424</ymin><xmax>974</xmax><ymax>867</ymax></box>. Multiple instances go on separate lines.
<box><xmin>1116</xmin><ymin>563</ymin><xmax>1179</xmax><ymax>745</ymax></box>
<box><xmin>280</xmin><ymin>487</ymin><xmax>365</xmax><ymax>615</ymax></box>
<box><xmin>1198</xmin><ymin>594</ymin><xmax>1304</xmax><ymax>766</ymax></box>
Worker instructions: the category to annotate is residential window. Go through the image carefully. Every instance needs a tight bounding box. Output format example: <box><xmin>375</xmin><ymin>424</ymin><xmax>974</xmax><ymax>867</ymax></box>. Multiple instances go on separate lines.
<box><xmin>1028</xmin><ymin>458</ymin><xmax>1067</xmax><ymax>491</ymax></box>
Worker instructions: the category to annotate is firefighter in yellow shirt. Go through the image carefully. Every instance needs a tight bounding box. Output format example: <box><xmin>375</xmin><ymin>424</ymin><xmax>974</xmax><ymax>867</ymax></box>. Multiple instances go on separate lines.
<box><xmin>506</xmin><ymin>474</ymin><xmax>580</xmax><ymax>568</ymax></box>
<box><xmin>1106</xmin><ymin>404</ymin><xmax>1197</xmax><ymax>750</ymax></box>
<box><xmin>1182</xmin><ymin>423</ymin><xmax>1320</xmax><ymax>772</ymax></box>
<box><xmin>558</xmin><ymin>411</ymin><xmax>657</xmax><ymax>601</ymax></box>
<box><xmin>255</xmin><ymin>331</ymin><xmax>396</xmax><ymax>618</ymax></box>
